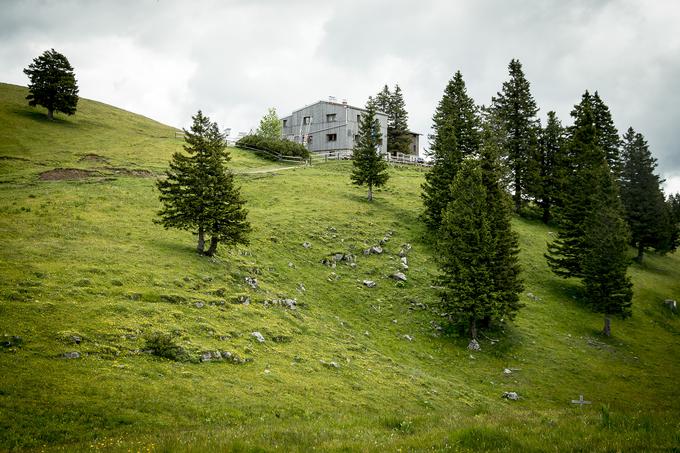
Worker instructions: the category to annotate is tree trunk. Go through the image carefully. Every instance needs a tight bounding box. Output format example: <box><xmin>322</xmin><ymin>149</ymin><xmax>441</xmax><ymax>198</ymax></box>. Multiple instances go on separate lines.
<box><xmin>514</xmin><ymin>174</ymin><xmax>522</xmax><ymax>212</ymax></box>
<box><xmin>469</xmin><ymin>318</ymin><xmax>478</xmax><ymax>340</ymax></box>
<box><xmin>603</xmin><ymin>315</ymin><xmax>611</xmax><ymax>337</ymax></box>
<box><xmin>196</xmin><ymin>226</ymin><xmax>205</xmax><ymax>254</ymax></box>
<box><xmin>47</xmin><ymin>108</ymin><xmax>54</xmax><ymax>121</ymax></box>
<box><xmin>541</xmin><ymin>200</ymin><xmax>551</xmax><ymax>224</ymax></box>
<box><xmin>635</xmin><ymin>242</ymin><xmax>644</xmax><ymax>263</ymax></box>
<box><xmin>204</xmin><ymin>236</ymin><xmax>219</xmax><ymax>257</ymax></box>
<box><xmin>367</xmin><ymin>185</ymin><xmax>373</xmax><ymax>202</ymax></box>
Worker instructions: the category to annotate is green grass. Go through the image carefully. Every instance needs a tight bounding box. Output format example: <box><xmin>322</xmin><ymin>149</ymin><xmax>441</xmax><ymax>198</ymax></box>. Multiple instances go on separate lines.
<box><xmin>1</xmin><ymin>82</ymin><xmax>679</xmax><ymax>452</ymax></box>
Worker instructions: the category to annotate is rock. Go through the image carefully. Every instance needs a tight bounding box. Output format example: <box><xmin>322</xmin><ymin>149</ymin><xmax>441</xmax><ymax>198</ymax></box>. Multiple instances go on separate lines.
<box><xmin>399</xmin><ymin>244</ymin><xmax>412</xmax><ymax>257</ymax></box>
<box><xmin>320</xmin><ymin>360</ymin><xmax>339</xmax><ymax>369</ymax></box>
<box><xmin>194</xmin><ymin>302</ymin><xmax>204</xmax><ymax>308</ymax></box>
<box><xmin>364</xmin><ymin>331</ymin><xmax>370</xmax><ymax>336</ymax></box>
<box><xmin>328</xmin><ymin>226</ymin><xmax>337</xmax><ymax>232</ymax></box>
<box><xmin>302</xmin><ymin>241</ymin><xmax>311</xmax><ymax>249</ymax></box>
<box><xmin>526</xmin><ymin>292</ymin><xmax>541</xmax><ymax>301</ymax></box>
<box><xmin>200</xmin><ymin>351</ymin><xmax>214</xmax><ymax>362</ymax></box>
<box><xmin>321</xmin><ymin>258</ymin><xmax>337</xmax><ymax>268</ymax></box>
<box><xmin>503</xmin><ymin>368</ymin><xmax>512</xmax><ymax>375</ymax></box>
<box><xmin>288</xmin><ymin>262</ymin><xmax>295</xmax><ymax>268</ymax></box>
<box><xmin>363</xmin><ymin>280</ymin><xmax>376</xmax><ymax>288</ymax></box>
<box><xmin>364</xmin><ymin>245</ymin><xmax>383</xmax><ymax>255</ymax></box>
<box><xmin>265</xmin><ymin>298</ymin><xmax>297</xmax><ymax>310</ymax></box>
<box><xmin>380</xmin><ymin>236</ymin><xmax>390</xmax><ymax>245</ymax></box>
<box><xmin>63</xmin><ymin>352</ymin><xmax>80</xmax><ymax>359</ymax></box>
<box><xmin>245</xmin><ymin>276</ymin><xmax>258</xmax><ymax>289</ymax></box>
<box><xmin>502</xmin><ymin>391</ymin><xmax>519</xmax><ymax>401</ymax></box>
<box><xmin>297</xmin><ymin>283</ymin><xmax>306</xmax><ymax>292</ymax></box>
<box><xmin>401</xmin><ymin>256</ymin><xmax>408</xmax><ymax>266</ymax></box>
<box><xmin>1</xmin><ymin>335</ymin><xmax>23</xmax><ymax>348</ymax></box>
<box><xmin>391</xmin><ymin>272</ymin><xmax>407</xmax><ymax>282</ymax></box>
<box><xmin>392</xmin><ymin>319</ymin><xmax>398</xmax><ymax>324</ymax></box>
<box><xmin>251</xmin><ymin>332</ymin><xmax>265</xmax><ymax>343</ymax></box>
<box><xmin>467</xmin><ymin>339</ymin><xmax>481</xmax><ymax>351</ymax></box>
<box><xmin>333</xmin><ymin>253</ymin><xmax>345</xmax><ymax>262</ymax></box>
<box><xmin>403</xmin><ymin>334</ymin><xmax>413</xmax><ymax>342</ymax></box>
<box><xmin>328</xmin><ymin>272</ymin><xmax>339</xmax><ymax>281</ymax></box>
<box><xmin>663</xmin><ymin>299</ymin><xmax>677</xmax><ymax>313</ymax></box>
<box><xmin>234</xmin><ymin>295</ymin><xmax>250</xmax><ymax>305</ymax></box>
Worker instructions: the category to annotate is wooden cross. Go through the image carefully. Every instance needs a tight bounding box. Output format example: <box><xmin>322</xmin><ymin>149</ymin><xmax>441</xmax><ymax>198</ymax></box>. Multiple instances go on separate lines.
<box><xmin>571</xmin><ymin>395</ymin><xmax>591</xmax><ymax>408</ymax></box>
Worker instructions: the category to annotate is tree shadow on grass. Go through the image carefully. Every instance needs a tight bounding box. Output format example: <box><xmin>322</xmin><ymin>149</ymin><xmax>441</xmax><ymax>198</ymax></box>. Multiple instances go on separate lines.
<box><xmin>11</xmin><ymin>107</ymin><xmax>79</xmax><ymax>127</ymax></box>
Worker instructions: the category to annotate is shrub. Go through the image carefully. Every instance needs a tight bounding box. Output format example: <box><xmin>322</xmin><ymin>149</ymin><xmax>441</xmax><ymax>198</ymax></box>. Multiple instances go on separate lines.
<box><xmin>143</xmin><ymin>332</ymin><xmax>189</xmax><ymax>362</ymax></box>
<box><xmin>236</xmin><ymin>135</ymin><xmax>309</xmax><ymax>160</ymax></box>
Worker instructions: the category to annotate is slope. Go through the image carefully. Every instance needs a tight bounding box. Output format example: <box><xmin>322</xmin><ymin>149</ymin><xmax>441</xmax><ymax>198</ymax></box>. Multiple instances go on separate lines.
<box><xmin>0</xmin><ymin>83</ymin><xmax>679</xmax><ymax>452</ymax></box>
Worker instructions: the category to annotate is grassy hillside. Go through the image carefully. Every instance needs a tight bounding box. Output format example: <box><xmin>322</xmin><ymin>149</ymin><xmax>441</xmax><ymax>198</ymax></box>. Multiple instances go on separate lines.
<box><xmin>0</xmin><ymin>82</ymin><xmax>678</xmax><ymax>452</ymax></box>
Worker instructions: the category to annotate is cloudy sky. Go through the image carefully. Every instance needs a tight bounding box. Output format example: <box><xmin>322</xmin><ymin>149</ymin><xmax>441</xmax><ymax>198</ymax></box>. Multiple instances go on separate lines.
<box><xmin>1</xmin><ymin>0</ymin><xmax>679</xmax><ymax>192</ymax></box>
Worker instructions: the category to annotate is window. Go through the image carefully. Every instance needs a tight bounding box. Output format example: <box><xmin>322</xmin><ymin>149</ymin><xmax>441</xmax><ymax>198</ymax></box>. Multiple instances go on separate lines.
<box><xmin>307</xmin><ymin>135</ymin><xmax>313</xmax><ymax>144</ymax></box>
<box><xmin>303</xmin><ymin>116</ymin><xmax>311</xmax><ymax>125</ymax></box>
<box><xmin>356</xmin><ymin>114</ymin><xmax>361</xmax><ymax>122</ymax></box>
<box><xmin>327</xmin><ymin>133</ymin><xmax>337</xmax><ymax>142</ymax></box>
<box><xmin>282</xmin><ymin>119</ymin><xmax>287</xmax><ymax>127</ymax></box>
<box><xmin>326</xmin><ymin>113</ymin><xmax>337</xmax><ymax>122</ymax></box>
<box><xmin>354</xmin><ymin>134</ymin><xmax>359</xmax><ymax>142</ymax></box>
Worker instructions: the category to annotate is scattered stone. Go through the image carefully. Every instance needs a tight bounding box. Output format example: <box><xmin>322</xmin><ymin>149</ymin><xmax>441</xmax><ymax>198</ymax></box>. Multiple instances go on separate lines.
<box><xmin>1</xmin><ymin>335</ymin><xmax>23</xmax><ymax>348</ymax></box>
<box><xmin>194</xmin><ymin>302</ymin><xmax>204</xmax><ymax>308</ymax></box>
<box><xmin>391</xmin><ymin>272</ymin><xmax>407</xmax><ymax>282</ymax></box>
<box><xmin>334</xmin><ymin>253</ymin><xmax>344</xmax><ymax>261</ymax></box>
<box><xmin>200</xmin><ymin>351</ymin><xmax>216</xmax><ymax>362</ymax></box>
<box><xmin>392</xmin><ymin>319</ymin><xmax>398</xmax><ymax>324</ymax></box>
<box><xmin>302</xmin><ymin>242</ymin><xmax>312</xmax><ymax>249</ymax></box>
<box><xmin>127</xmin><ymin>293</ymin><xmax>142</xmax><ymax>301</ymax></box>
<box><xmin>320</xmin><ymin>360</ymin><xmax>340</xmax><ymax>369</ymax></box>
<box><xmin>526</xmin><ymin>292</ymin><xmax>541</xmax><ymax>301</ymax></box>
<box><xmin>328</xmin><ymin>272</ymin><xmax>339</xmax><ymax>282</ymax></box>
<box><xmin>328</xmin><ymin>226</ymin><xmax>337</xmax><ymax>232</ymax></box>
<box><xmin>663</xmin><ymin>299</ymin><xmax>677</xmax><ymax>313</ymax></box>
<box><xmin>398</xmin><ymin>244</ymin><xmax>412</xmax><ymax>257</ymax></box>
<box><xmin>503</xmin><ymin>368</ymin><xmax>512</xmax><ymax>375</ymax></box>
<box><xmin>502</xmin><ymin>391</ymin><xmax>519</xmax><ymax>401</ymax></box>
<box><xmin>265</xmin><ymin>298</ymin><xmax>297</xmax><ymax>310</ymax></box>
<box><xmin>63</xmin><ymin>352</ymin><xmax>80</xmax><ymax>359</ymax></box>
<box><xmin>288</xmin><ymin>262</ymin><xmax>295</xmax><ymax>268</ymax></box>
<box><xmin>245</xmin><ymin>276</ymin><xmax>258</xmax><ymax>289</ymax></box>
<box><xmin>251</xmin><ymin>332</ymin><xmax>265</xmax><ymax>343</ymax></box>
<box><xmin>364</xmin><ymin>245</ymin><xmax>383</xmax><ymax>255</ymax></box>
<box><xmin>320</xmin><ymin>258</ymin><xmax>337</xmax><ymax>268</ymax></box>
<box><xmin>233</xmin><ymin>295</ymin><xmax>250</xmax><ymax>305</ymax></box>
<box><xmin>467</xmin><ymin>339</ymin><xmax>481</xmax><ymax>351</ymax></box>
<box><xmin>363</xmin><ymin>280</ymin><xmax>376</xmax><ymax>288</ymax></box>
<box><xmin>364</xmin><ymin>331</ymin><xmax>370</xmax><ymax>336</ymax></box>
<box><xmin>297</xmin><ymin>282</ymin><xmax>306</xmax><ymax>292</ymax></box>
<box><xmin>403</xmin><ymin>334</ymin><xmax>413</xmax><ymax>342</ymax></box>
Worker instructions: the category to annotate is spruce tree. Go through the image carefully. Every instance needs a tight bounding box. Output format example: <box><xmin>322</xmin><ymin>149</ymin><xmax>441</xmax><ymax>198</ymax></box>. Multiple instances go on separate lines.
<box><xmin>619</xmin><ymin>127</ymin><xmax>669</xmax><ymax>262</ymax></box>
<box><xmin>387</xmin><ymin>84</ymin><xmax>412</xmax><ymax>156</ymax></box>
<box><xmin>351</xmin><ymin>98</ymin><xmax>389</xmax><ymax>201</ymax></box>
<box><xmin>374</xmin><ymin>84</ymin><xmax>392</xmax><ymax>115</ymax></box>
<box><xmin>421</xmin><ymin>71</ymin><xmax>481</xmax><ymax>232</ymax></box>
<box><xmin>23</xmin><ymin>49</ymin><xmax>79</xmax><ymax>120</ymax></box>
<box><xmin>489</xmin><ymin>59</ymin><xmax>540</xmax><ymax>212</ymax></box>
<box><xmin>156</xmin><ymin>111</ymin><xmax>250</xmax><ymax>256</ymax></box>
<box><xmin>665</xmin><ymin>193</ymin><xmax>680</xmax><ymax>252</ymax></box>
<box><xmin>437</xmin><ymin>147</ymin><xmax>522</xmax><ymax>340</ymax></box>
<box><xmin>582</xmin><ymin>167</ymin><xmax>633</xmax><ymax>337</ymax></box>
<box><xmin>592</xmin><ymin>92</ymin><xmax>622</xmax><ymax>174</ymax></box>
<box><xmin>546</xmin><ymin>94</ymin><xmax>608</xmax><ymax>278</ymax></box>
<box><xmin>536</xmin><ymin>111</ymin><xmax>565</xmax><ymax>223</ymax></box>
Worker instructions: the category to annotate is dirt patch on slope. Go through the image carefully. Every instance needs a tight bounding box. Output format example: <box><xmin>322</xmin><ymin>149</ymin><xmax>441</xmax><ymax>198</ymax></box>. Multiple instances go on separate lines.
<box><xmin>78</xmin><ymin>153</ymin><xmax>109</xmax><ymax>163</ymax></box>
<box><xmin>104</xmin><ymin>167</ymin><xmax>154</xmax><ymax>177</ymax></box>
<box><xmin>39</xmin><ymin>168</ymin><xmax>102</xmax><ymax>180</ymax></box>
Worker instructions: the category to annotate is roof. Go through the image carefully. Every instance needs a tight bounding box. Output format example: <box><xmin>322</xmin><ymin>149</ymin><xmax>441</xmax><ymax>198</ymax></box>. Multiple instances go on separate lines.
<box><xmin>286</xmin><ymin>100</ymin><xmax>388</xmax><ymax>117</ymax></box>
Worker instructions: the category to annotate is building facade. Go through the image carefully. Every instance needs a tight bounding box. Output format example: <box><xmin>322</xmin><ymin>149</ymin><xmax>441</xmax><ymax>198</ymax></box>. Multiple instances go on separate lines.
<box><xmin>281</xmin><ymin>100</ymin><xmax>389</xmax><ymax>154</ymax></box>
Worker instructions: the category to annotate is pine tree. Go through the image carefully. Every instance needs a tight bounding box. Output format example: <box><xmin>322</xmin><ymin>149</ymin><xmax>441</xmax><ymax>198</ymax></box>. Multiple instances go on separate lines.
<box><xmin>582</xmin><ymin>167</ymin><xmax>633</xmax><ymax>337</ymax></box>
<box><xmin>156</xmin><ymin>111</ymin><xmax>250</xmax><ymax>256</ymax></box>
<box><xmin>387</xmin><ymin>84</ymin><xmax>412</xmax><ymax>156</ymax></box>
<box><xmin>374</xmin><ymin>85</ymin><xmax>392</xmax><ymax>115</ymax></box>
<box><xmin>351</xmin><ymin>98</ymin><xmax>389</xmax><ymax>201</ymax></box>
<box><xmin>421</xmin><ymin>71</ymin><xmax>481</xmax><ymax>232</ymax></box>
<box><xmin>619</xmin><ymin>127</ymin><xmax>669</xmax><ymax>262</ymax></box>
<box><xmin>546</xmin><ymin>94</ymin><xmax>609</xmax><ymax>278</ymax></box>
<box><xmin>256</xmin><ymin>107</ymin><xmax>282</xmax><ymax>141</ymax></box>
<box><xmin>23</xmin><ymin>49</ymin><xmax>79</xmax><ymax>120</ymax></box>
<box><xmin>536</xmin><ymin>111</ymin><xmax>565</xmax><ymax>223</ymax></box>
<box><xmin>437</xmin><ymin>148</ymin><xmax>523</xmax><ymax>340</ymax></box>
<box><xmin>489</xmin><ymin>59</ymin><xmax>540</xmax><ymax>212</ymax></box>
<box><xmin>665</xmin><ymin>193</ymin><xmax>680</xmax><ymax>252</ymax></box>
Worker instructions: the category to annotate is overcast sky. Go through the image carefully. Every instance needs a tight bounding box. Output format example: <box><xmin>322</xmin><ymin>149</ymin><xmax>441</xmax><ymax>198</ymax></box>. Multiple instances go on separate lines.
<box><xmin>1</xmin><ymin>0</ymin><xmax>679</xmax><ymax>192</ymax></box>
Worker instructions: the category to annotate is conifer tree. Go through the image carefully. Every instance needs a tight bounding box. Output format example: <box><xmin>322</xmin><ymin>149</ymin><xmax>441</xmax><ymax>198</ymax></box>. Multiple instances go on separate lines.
<box><xmin>536</xmin><ymin>111</ymin><xmax>565</xmax><ymax>223</ymax></box>
<box><xmin>23</xmin><ymin>49</ymin><xmax>79</xmax><ymax>120</ymax></box>
<box><xmin>546</xmin><ymin>94</ymin><xmax>608</xmax><ymax>278</ymax></box>
<box><xmin>666</xmin><ymin>193</ymin><xmax>680</xmax><ymax>252</ymax></box>
<box><xmin>619</xmin><ymin>127</ymin><xmax>669</xmax><ymax>262</ymax></box>
<box><xmin>421</xmin><ymin>71</ymin><xmax>481</xmax><ymax>232</ymax></box>
<box><xmin>592</xmin><ymin>91</ymin><xmax>622</xmax><ymax>174</ymax></box>
<box><xmin>374</xmin><ymin>85</ymin><xmax>392</xmax><ymax>115</ymax></box>
<box><xmin>156</xmin><ymin>111</ymin><xmax>250</xmax><ymax>256</ymax></box>
<box><xmin>582</xmin><ymin>166</ymin><xmax>633</xmax><ymax>337</ymax></box>
<box><xmin>489</xmin><ymin>59</ymin><xmax>540</xmax><ymax>212</ymax></box>
<box><xmin>387</xmin><ymin>84</ymin><xmax>412</xmax><ymax>156</ymax></box>
<box><xmin>351</xmin><ymin>98</ymin><xmax>389</xmax><ymax>201</ymax></box>
<box><xmin>437</xmin><ymin>145</ymin><xmax>522</xmax><ymax>340</ymax></box>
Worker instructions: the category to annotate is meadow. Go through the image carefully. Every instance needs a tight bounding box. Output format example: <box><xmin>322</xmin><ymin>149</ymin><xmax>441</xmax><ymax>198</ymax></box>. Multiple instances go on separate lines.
<box><xmin>0</xmin><ymin>82</ymin><xmax>678</xmax><ymax>452</ymax></box>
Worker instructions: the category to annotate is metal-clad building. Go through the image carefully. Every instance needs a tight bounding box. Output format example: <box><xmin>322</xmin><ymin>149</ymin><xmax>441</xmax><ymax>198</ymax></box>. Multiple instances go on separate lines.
<box><xmin>281</xmin><ymin>99</ymin><xmax>388</xmax><ymax>154</ymax></box>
